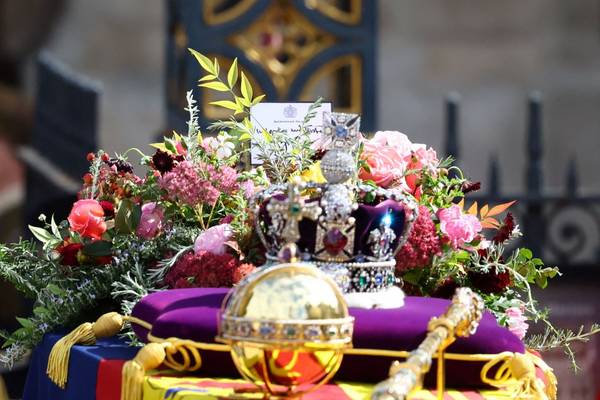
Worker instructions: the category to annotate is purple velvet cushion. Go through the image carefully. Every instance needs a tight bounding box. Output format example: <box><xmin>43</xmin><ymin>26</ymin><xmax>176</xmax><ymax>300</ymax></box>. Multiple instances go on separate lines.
<box><xmin>131</xmin><ymin>288</ymin><xmax>524</xmax><ymax>387</ymax></box>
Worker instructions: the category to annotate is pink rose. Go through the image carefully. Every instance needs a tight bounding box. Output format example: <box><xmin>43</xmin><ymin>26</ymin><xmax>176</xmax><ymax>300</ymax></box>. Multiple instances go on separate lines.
<box><xmin>370</xmin><ymin>131</ymin><xmax>413</xmax><ymax>155</ymax></box>
<box><xmin>136</xmin><ymin>202</ymin><xmax>164</xmax><ymax>239</ymax></box>
<box><xmin>68</xmin><ymin>199</ymin><xmax>107</xmax><ymax>240</ymax></box>
<box><xmin>359</xmin><ymin>131</ymin><xmax>438</xmax><ymax>191</ymax></box>
<box><xmin>437</xmin><ymin>205</ymin><xmax>482</xmax><ymax>249</ymax></box>
<box><xmin>194</xmin><ymin>224</ymin><xmax>233</xmax><ymax>255</ymax></box>
<box><xmin>359</xmin><ymin>143</ymin><xmax>408</xmax><ymax>188</ymax></box>
<box><xmin>505</xmin><ymin>306</ymin><xmax>529</xmax><ymax>340</ymax></box>
<box><xmin>411</xmin><ymin>145</ymin><xmax>439</xmax><ymax>172</ymax></box>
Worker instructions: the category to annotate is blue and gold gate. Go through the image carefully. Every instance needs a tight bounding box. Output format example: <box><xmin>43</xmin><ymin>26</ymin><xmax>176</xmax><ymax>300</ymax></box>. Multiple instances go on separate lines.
<box><xmin>166</xmin><ymin>0</ymin><xmax>377</xmax><ymax>132</ymax></box>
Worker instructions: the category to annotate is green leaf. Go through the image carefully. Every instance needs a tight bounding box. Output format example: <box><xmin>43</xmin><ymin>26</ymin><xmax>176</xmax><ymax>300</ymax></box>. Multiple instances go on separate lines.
<box><xmin>149</xmin><ymin>143</ymin><xmax>168</xmax><ymax>152</ymax></box>
<box><xmin>213</xmin><ymin>57</ymin><xmax>220</xmax><ymax>76</ymax></box>
<box><xmin>199</xmin><ymin>81</ymin><xmax>230</xmax><ymax>92</ymax></box>
<box><xmin>520</xmin><ymin>248</ymin><xmax>533</xmax><ymax>260</ymax></box>
<box><xmin>251</xmin><ymin>94</ymin><xmax>266</xmax><ymax>106</ymax></box>
<box><xmin>189</xmin><ymin>48</ymin><xmax>215</xmax><ymax>74</ymax></box>
<box><xmin>227</xmin><ymin>58</ymin><xmax>238</xmax><ymax>88</ymax></box>
<box><xmin>238</xmin><ymin>96</ymin><xmax>252</xmax><ymax>108</ymax></box>
<box><xmin>240</xmin><ymin>72</ymin><xmax>253</xmax><ymax>102</ymax></box>
<box><xmin>16</xmin><ymin>317</ymin><xmax>34</xmax><ymax>329</ymax></box>
<box><xmin>164</xmin><ymin>138</ymin><xmax>178</xmax><ymax>154</ymax></box>
<box><xmin>33</xmin><ymin>307</ymin><xmax>49</xmax><ymax>316</ymax></box>
<box><xmin>199</xmin><ymin>74</ymin><xmax>216</xmax><ymax>82</ymax></box>
<box><xmin>82</xmin><ymin>240</ymin><xmax>113</xmax><ymax>257</ymax></box>
<box><xmin>49</xmin><ymin>216</ymin><xmax>60</xmax><ymax>236</ymax></box>
<box><xmin>402</xmin><ymin>269</ymin><xmax>423</xmax><ymax>286</ymax></box>
<box><xmin>210</xmin><ymin>100</ymin><xmax>239</xmax><ymax>111</ymax></box>
<box><xmin>115</xmin><ymin>199</ymin><xmax>142</xmax><ymax>234</ymax></box>
<box><xmin>47</xmin><ymin>283</ymin><xmax>64</xmax><ymax>296</ymax></box>
<box><xmin>261</xmin><ymin>129</ymin><xmax>272</xmax><ymax>144</ymax></box>
<box><xmin>28</xmin><ymin>225</ymin><xmax>54</xmax><ymax>244</ymax></box>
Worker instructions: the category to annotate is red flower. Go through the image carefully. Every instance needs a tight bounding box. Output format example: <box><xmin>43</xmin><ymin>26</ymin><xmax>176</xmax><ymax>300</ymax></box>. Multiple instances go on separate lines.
<box><xmin>95</xmin><ymin>255</ymin><xmax>113</xmax><ymax>265</ymax></box>
<box><xmin>68</xmin><ymin>199</ymin><xmax>107</xmax><ymax>240</ymax></box>
<box><xmin>164</xmin><ymin>251</ymin><xmax>251</xmax><ymax>289</ymax></box>
<box><xmin>234</xmin><ymin>263</ymin><xmax>256</xmax><ymax>283</ymax></box>
<box><xmin>396</xmin><ymin>206</ymin><xmax>442</xmax><ymax>272</ymax></box>
<box><xmin>99</xmin><ymin>201</ymin><xmax>115</xmax><ymax>218</ymax></box>
<box><xmin>152</xmin><ymin>150</ymin><xmax>175</xmax><ymax>174</ymax></box>
<box><xmin>461</xmin><ymin>181</ymin><xmax>481</xmax><ymax>194</ymax></box>
<box><xmin>492</xmin><ymin>213</ymin><xmax>515</xmax><ymax>244</ymax></box>
<box><xmin>57</xmin><ymin>242</ymin><xmax>83</xmax><ymax>266</ymax></box>
<box><xmin>468</xmin><ymin>267</ymin><xmax>511</xmax><ymax>294</ymax></box>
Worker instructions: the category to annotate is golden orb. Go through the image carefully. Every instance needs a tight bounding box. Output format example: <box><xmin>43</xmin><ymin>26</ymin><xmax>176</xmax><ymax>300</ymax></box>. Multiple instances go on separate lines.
<box><xmin>218</xmin><ymin>261</ymin><xmax>354</xmax><ymax>397</ymax></box>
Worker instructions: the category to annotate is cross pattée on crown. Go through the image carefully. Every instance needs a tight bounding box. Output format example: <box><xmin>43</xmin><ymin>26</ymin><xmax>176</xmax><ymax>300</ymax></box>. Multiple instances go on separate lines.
<box><xmin>266</xmin><ymin>177</ymin><xmax>322</xmax><ymax>245</ymax></box>
<box><xmin>322</xmin><ymin>112</ymin><xmax>361</xmax><ymax>150</ymax></box>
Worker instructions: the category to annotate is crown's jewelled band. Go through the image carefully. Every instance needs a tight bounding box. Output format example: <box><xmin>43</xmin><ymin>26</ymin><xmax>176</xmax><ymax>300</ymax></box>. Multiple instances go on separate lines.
<box><xmin>220</xmin><ymin>315</ymin><xmax>355</xmax><ymax>346</ymax></box>
<box><xmin>252</xmin><ymin>182</ymin><xmax>419</xmax><ymax>260</ymax></box>
<box><xmin>315</xmin><ymin>260</ymin><xmax>398</xmax><ymax>294</ymax></box>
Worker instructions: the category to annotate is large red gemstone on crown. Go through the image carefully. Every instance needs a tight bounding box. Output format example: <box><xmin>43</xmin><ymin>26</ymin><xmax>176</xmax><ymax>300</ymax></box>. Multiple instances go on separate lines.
<box><xmin>323</xmin><ymin>228</ymin><xmax>348</xmax><ymax>256</ymax></box>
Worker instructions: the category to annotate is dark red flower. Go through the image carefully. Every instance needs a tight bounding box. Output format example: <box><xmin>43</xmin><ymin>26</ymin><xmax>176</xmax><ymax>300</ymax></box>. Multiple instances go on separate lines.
<box><xmin>493</xmin><ymin>213</ymin><xmax>515</xmax><ymax>244</ymax></box>
<box><xmin>396</xmin><ymin>206</ymin><xmax>442</xmax><ymax>272</ymax></box>
<box><xmin>106</xmin><ymin>158</ymin><xmax>134</xmax><ymax>174</ymax></box>
<box><xmin>152</xmin><ymin>150</ymin><xmax>175</xmax><ymax>174</ymax></box>
<box><xmin>461</xmin><ymin>181</ymin><xmax>481</xmax><ymax>194</ymax></box>
<box><xmin>468</xmin><ymin>267</ymin><xmax>511</xmax><ymax>294</ymax></box>
<box><xmin>431</xmin><ymin>277</ymin><xmax>458</xmax><ymax>299</ymax></box>
<box><xmin>57</xmin><ymin>242</ymin><xmax>84</xmax><ymax>266</ymax></box>
<box><xmin>99</xmin><ymin>200</ymin><xmax>115</xmax><ymax>218</ymax></box>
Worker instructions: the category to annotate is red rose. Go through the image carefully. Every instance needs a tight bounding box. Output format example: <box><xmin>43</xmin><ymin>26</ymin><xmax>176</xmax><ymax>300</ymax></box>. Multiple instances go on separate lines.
<box><xmin>68</xmin><ymin>199</ymin><xmax>107</xmax><ymax>240</ymax></box>
<box><xmin>57</xmin><ymin>242</ymin><xmax>84</xmax><ymax>266</ymax></box>
<box><xmin>99</xmin><ymin>201</ymin><xmax>115</xmax><ymax>218</ymax></box>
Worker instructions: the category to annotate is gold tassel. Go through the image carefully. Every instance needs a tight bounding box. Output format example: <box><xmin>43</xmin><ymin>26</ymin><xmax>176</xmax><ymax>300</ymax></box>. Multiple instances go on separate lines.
<box><xmin>46</xmin><ymin>312</ymin><xmax>125</xmax><ymax>388</ymax></box>
<box><xmin>481</xmin><ymin>352</ymin><xmax>557</xmax><ymax>400</ymax></box>
<box><xmin>121</xmin><ymin>343</ymin><xmax>166</xmax><ymax>400</ymax></box>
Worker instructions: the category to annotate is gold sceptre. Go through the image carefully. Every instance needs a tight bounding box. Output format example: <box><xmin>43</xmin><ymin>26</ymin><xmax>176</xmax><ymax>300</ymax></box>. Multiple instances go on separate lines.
<box><xmin>371</xmin><ymin>288</ymin><xmax>484</xmax><ymax>400</ymax></box>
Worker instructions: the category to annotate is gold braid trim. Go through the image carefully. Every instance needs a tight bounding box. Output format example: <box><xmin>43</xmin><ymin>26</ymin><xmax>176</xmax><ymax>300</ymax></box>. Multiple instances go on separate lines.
<box><xmin>46</xmin><ymin>313</ymin><xmax>151</xmax><ymax>388</ymax></box>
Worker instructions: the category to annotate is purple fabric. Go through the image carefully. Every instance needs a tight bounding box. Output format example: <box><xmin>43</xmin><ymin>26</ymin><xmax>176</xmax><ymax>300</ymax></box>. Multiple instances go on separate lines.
<box><xmin>132</xmin><ymin>288</ymin><xmax>524</xmax><ymax>387</ymax></box>
<box><xmin>131</xmin><ymin>288</ymin><xmax>227</xmax><ymax>341</ymax></box>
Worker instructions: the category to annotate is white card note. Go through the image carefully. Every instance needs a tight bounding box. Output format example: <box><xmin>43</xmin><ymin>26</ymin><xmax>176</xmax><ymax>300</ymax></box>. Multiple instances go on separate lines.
<box><xmin>250</xmin><ymin>102</ymin><xmax>332</xmax><ymax>165</ymax></box>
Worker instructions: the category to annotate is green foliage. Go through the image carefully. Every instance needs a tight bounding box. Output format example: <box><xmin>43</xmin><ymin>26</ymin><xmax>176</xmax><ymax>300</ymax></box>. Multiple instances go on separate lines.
<box><xmin>115</xmin><ymin>199</ymin><xmax>141</xmax><ymax>234</ymax></box>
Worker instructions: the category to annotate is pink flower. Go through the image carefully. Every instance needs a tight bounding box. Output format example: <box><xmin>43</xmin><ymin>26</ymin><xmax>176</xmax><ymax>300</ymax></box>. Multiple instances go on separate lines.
<box><xmin>359</xmin><ymin>131</ymin><xmax>438</xmax><ymax>191</ymax></box>
<box><xmin>209</xmin><ymin>165</ymin><xmax>239</xmax><ymax>194</ymax></box>
<box><xmin>505</xmin><ymin>306</ymin><xmax>529</xmax><ymax>340</ymax></box>
<box><xmin>159</xmin><ymin>161</ymin><xmax>220</xmax><ymax>206</ymax></box>
<box><xmin>359</xmin><ymin>145</ymin><xmax>407</xmax><ymax>188</ymax></box>
<box><xmin>396</xmin><ymin>206</ymin><xmax>442</xmax><ymax>271</ymax></box>
<box><xmin>194</xmin><ymin>224</ymin><xmax>234</xmax><ymax>255</ymax></box>
<box><xmin>68</xmin><ymin>199</ymin><xmax>107</xmax><ymax>240</ymax></box>
<box><xmin>240</xmin><ymin>180</ymin><xmax>256</xmax><ymax>198</ymax></box>
<box><xmin>136</xmin><ymin>202</ymin><xmax>164</xmax><ymax>239</ymax></box>
<box><xmin>437</xmin><ymin>205</ymin><xmax>482</xmax><ymax>249</ymax></box>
